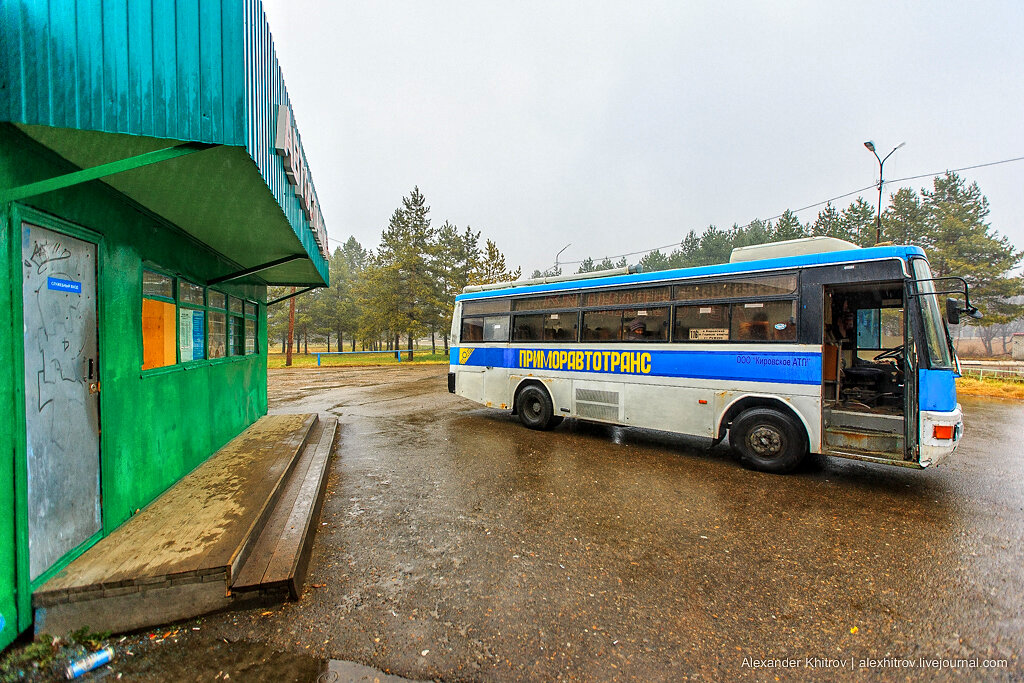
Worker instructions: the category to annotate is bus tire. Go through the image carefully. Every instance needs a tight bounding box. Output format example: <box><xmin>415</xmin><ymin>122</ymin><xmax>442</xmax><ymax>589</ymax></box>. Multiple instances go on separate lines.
<box><xmin>517</xmin><ymin>385</ymin><xmax>558</xmax><ymax>430</ymax></box>
<box><xmin>729</xmin><ymin>407</ymin><xmax>806</xmax><ymax>473</ymax></box>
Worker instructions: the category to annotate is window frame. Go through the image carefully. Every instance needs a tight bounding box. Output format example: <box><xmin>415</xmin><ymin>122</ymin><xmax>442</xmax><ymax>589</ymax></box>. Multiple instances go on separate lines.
<box><xmin>511</xmin><ymin>309</ymin><xmax>579</xmax><ymax>343</ymax></box>
<box><xmin>227</xmin><ymin>296</ymin><xmax>246</xmax><ymax>357</ymax></box>
<box><xmin>243</xmin><ymin>300</ymin><xmax>259</xmax><ymax>355</ymax></box>
<box><xmin>176</xmin><ymin>278</ymin><xmax>208</xmax><ymax>364</ymax></box>
<box><xmin>456</xmin><ymin>270</ymin><xmax>802</xmax><ymax>347</ymax></box>
<box><xmin>141</xmin><ymin>267</ymin><xmax>178</xmax><ymax>371</ymax></box>
<box><xmin>140</xmin><ymin>265</ymin><xmax>261</xmax><ymax>375</ymax></box>
<box><xmin>207</xmin><ymin>289</ymin><xmax>228</xmax><ymax>360</ymax></box>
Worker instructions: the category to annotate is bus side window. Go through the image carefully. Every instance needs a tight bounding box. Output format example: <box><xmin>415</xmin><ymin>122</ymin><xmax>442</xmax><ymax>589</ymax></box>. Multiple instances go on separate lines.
<box><xmin>675</xmin><ymin>304</ymin><xmax>729</xmax><ymax>342</ymax></box>
<box><xmin>543</xmin><ymin>313</ymin><xmax>577</xmax><ymax>341</ymax></box>
<box><xmin>623</xmin><ymin>308</ymin><xmax>669</xmax><ymax>341</ymax></box>
<box><xmin>732</xmin><ymin>301</ymin><xmax>797</xmax><ymax>341</ymax></box>
<box><xmin>461</xmin><ymin>318</ymin><xmax>484</xmax><ymax>342</ymax></box>
<box><xmin>582</xmin><ymin>310</ymin><xmax>622</xmax><ymax>341</ymax></box>
<box><xmin>482</xmin><ymin>315</ymin><xmax>509</xmax><ymax>342</ymax></box>
<box><xmin>513</xmin><ymin>314</ymin><xmax>545</xmax><ymax>341</ymax></box>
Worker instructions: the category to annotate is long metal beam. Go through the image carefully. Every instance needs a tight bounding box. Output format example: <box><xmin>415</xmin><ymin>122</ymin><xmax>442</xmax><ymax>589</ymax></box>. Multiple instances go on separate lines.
<box><xmin>268</xmin><ymin>286</ymin><xmax>319</xmax><ymax>306</ymax></box>
<box><xmin>207</xmin><ymin>254</ymin><xmax>306</xmax><ymax>285</ymax></box>
<box><xmin>0</xmin><ymin>141</ymin><xmax>217</xmax><ymax>203</ymax></box>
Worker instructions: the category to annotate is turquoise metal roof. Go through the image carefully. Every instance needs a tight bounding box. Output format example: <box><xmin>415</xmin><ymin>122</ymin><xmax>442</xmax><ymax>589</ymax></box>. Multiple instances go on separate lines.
<box><xmin>0</xmin><ymin>0</ymin><xmax>328</xmax><ymax>285</ymax></box>
<box><xmin>456</xmin><ymin>245</ymin><xmax>926</xmax><ymax>301</ymax></box>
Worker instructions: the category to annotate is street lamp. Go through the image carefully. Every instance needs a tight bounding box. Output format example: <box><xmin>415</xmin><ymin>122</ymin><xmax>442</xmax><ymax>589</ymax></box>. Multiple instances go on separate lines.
<box><xmin>554</xmin><ymin>242</ymin><xmax>571</xmax><ymax>275</ymax></box>
<box><xmin>863</xmin><ymin>140</ymin><xmax>905</xmax><ymax>244</ymax></box>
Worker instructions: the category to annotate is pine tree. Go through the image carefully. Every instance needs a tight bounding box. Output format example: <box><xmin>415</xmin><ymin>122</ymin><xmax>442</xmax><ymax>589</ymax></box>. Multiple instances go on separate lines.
<box><xmin>772</xmin><ymin>210</ymin><xmax>807</xmax><ymax>241</ymax></box>
<box><xmin>363</xmin><ymin>187</ymin><xmax>437</xmax><ymax>359</ymax></box>
<box><xmin>881</xmin><ymin>188</ymin><xmax>925</xmax><ymax>245</ymax></box>
<box><xmin>638</xmin><ymin>249</ymin><xmax>670</xmax><ymax>272</ymax></box>
<box><xmin>811</xmin><ymin>203</ymin><xmax>845</xmax><ymax>240</ymax></box>
<box><xmin>919</xmin><ymin>172</ymin><xmax>1023</xmax><ymax>354</ymax></box>
<box><xmin>476</xmin><ymin>239</ymin><xmax>521</xmax><ymax>284</ymax></box>
<box><xmin>435</xmin><ymin>222</ymin><xmax>483</xmax><ymax>351</ymax></box>
<box><xmin>840</xmin><ymin>198</ymin><xmax>878</xmax><ymax>246</ymax></box>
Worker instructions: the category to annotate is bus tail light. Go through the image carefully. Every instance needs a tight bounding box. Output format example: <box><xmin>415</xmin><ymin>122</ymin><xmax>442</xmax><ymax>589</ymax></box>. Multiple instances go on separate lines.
<box><xmin>933</xmin><ymin>425</ymin><xmax>954</xmax><ymax>440</ymax></box>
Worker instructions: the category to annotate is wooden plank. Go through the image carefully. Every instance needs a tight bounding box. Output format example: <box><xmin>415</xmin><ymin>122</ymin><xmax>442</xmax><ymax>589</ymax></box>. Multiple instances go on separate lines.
<box><xmin>231</xmin><ymin>419</ymin><xmax>326</xmax><ymax>591</ymax></box>
<box><xmin>262</xmin><ymin>418</ymin><xmax>337</xmax><ymax>597</ymax></box>
<box><xmin>285</xmin><ymin>419</ymin><xmax>338</xmax><ymax>598</ymax></box>
<box><xmin>35</xmin><ymin>414</ymin><xmax>317</xmax><ymax>602</ymax></box>
<box><xmin>231</xmin><ymin>418</ymin><xmax>336</xmax><ymax>597</ymax></box>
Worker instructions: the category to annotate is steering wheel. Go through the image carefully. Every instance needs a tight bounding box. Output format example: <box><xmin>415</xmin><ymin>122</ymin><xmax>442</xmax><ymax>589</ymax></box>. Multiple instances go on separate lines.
<box><xmin>873</xmin><ymin>345</ymin><xmax>904</xmax><ymax>362</ymax></box>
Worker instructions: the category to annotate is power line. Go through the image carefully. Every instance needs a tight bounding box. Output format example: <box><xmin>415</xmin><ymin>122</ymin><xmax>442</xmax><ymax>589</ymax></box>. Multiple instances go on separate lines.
<box><xmin>560</xmin><ymin>153</ymin><xmax>1024</xmax><ymax>266</ymax></box>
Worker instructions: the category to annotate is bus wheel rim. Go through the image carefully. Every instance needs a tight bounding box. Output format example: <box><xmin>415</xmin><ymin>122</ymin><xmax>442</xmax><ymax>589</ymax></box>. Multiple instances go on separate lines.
<box><xmin>527</xmin><ymin>399</ymin><xmax>541</xmax><ymax>418</ymax></box>
<box><xmin>748</xmin><ymin>425</ymin><xmax>783</xmax><ymax>457</ymax></box>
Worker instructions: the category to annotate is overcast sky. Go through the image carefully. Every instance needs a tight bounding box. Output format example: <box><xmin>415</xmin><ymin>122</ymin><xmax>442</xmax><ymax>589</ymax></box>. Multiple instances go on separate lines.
<box><xmin>262</xmin><ymin>1</ymin><xmax>1024</xmax><ymax>275</ymax></box>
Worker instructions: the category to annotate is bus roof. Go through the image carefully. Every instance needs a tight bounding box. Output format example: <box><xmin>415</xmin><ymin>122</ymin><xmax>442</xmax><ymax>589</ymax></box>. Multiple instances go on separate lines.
<box><xmin>456</xmin><ymin>244</ymin><xmax>926</xmax><ymax>301</ymax></box>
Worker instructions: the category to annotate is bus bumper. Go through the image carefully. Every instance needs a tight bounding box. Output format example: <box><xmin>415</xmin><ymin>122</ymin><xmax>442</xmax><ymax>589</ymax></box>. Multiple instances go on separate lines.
<box><xmin>918</xmin><ymin>403</ymin><xmax>963</xmax><ymax>467</ymax></box>
<box><xmin>448</xmin><ymin>372</ymin><xmax>456</xmax><ymax>394</ymax></box>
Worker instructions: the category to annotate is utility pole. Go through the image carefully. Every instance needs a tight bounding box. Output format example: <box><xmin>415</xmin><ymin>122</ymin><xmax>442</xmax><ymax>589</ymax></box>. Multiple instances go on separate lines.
<box><xmin>863</xmin><ymin>140</ymin><xmax>905</xmax><ymax>244</ymax></box>
<box><xmin>286</xmin><ymin>286</ymin><xmax>296</xmax><ymax>367</ymax></box>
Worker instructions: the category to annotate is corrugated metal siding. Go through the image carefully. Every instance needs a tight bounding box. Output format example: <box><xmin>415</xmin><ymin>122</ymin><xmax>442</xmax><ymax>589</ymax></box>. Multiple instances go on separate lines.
<box><xmin>0</xmin><ymin>0</ymin><xmax>246</xmax><ymax>145</ymax></box>
<box><xmin>242</xmin><ymin>0</ymin><xmax>328</xmax><ymax>271</ymax></box>
<box><xmin>1</xmin><ymin>0</ymin><xmax>328</xmax><ymax>279</ymax></box>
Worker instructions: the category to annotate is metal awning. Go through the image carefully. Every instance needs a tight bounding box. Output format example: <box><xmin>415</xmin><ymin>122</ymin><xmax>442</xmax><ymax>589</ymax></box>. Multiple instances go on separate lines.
<box><xmin>1</xmin><ymin>0</ymin><xmax>330</xmax><ymax>288</ymax></box>
<box><xmin>13</xmin><ymin>125</ymin><xmax>327</xmax><ymax>286</ymax></box>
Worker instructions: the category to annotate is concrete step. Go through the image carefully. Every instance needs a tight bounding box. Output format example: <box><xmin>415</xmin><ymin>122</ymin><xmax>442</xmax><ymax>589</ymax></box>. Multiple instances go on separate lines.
<box><xmin>231</xmin><ymin>416</ymin><xmax>337</xmax><ymax>599</ymax></box>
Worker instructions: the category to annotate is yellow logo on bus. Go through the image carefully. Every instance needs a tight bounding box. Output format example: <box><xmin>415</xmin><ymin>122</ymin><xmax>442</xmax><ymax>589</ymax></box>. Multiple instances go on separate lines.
<box><xmin>459</xmin><ymin>348</ymin><xmax>474</xmax><ymax>364</ymax></box>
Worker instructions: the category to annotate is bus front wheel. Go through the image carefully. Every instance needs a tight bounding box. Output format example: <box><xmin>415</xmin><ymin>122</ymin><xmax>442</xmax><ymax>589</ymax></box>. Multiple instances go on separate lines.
<box><xmin>729</xmin><ymin>408</ymin><xmax>806</xmax><ymax>473</ymax></box>
<box><xmin>517</xmin><ymin>385</ymin><xmax>562</xmax><ymax>430</ymax></box>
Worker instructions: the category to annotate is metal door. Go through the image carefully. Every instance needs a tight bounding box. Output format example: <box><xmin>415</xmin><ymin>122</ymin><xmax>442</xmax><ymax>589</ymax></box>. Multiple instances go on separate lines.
<box><xmin>21</xmin><ymin>223</ymin><xmax>101</xmax><ymax>581</ymax></box>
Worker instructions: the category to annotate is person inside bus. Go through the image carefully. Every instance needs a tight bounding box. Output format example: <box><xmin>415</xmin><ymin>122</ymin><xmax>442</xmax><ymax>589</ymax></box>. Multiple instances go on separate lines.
<box><xmin>625</xmin><ymin>316</ymin><xmax>647</xmax><ymax>340</ymax></box>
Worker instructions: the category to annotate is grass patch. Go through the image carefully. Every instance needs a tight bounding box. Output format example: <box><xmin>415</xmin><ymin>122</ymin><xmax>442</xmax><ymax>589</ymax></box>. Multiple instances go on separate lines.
<box><xmin>268</xmin><ymin>351</ymin><xmax>448</xmax><ymax>369</ymax></box>
<box><xmin>0</xmin><ymin>638</ymin><xmax>57</xmax><ymax>683</ymax></box>
<box><xmin>956</xmin><ymin>376</ymin><xmax>1024</xmax><ymax>400</ymax></box>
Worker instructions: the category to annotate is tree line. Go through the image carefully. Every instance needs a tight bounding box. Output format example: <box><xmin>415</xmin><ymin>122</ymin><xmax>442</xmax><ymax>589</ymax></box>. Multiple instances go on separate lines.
<box><xmin>273</xmin><ymin>172</ymin><xmax>1022</xmax><ymax>359</ymax></box>
<box><xmin>268</xmin><ymin>187</ymin><xmax>520</xmax><ymax>359</ymax></box>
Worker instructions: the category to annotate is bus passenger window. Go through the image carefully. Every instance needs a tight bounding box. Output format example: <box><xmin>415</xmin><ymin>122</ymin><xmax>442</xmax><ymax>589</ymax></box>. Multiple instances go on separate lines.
<box><xmin>582</xmin><ymin>310</ymin><xmax>622</xmax><ymax>341</ymax></box>
<box><xmin>482</xmin><ymin>316</ymin><xmax>509</xmax><ymax>342</ymax></box>
<box><xmin>461</xmin><ymin>318</ymin><xmax>484</xmax><ymax>342</ymax></box>
<box><xmin>623</xmin><ymin>308</ymin><xmax>669</xmax><ymax>341</ymax></box>
<box><xmin>543</xmin><ymin>313</ymin><xmax>577</xmax><ymax>341</ymax></box>
<box><xmin>675</xmin><ymin>304</ymin><xmax>730</xmax><ymax>342</ymax></box>
<box><xmin>513</xmin><ymin>314</ymin><xmax>545</xmax><ymax>341</ymax></box>
<box><xmin>732</xmin><ymin>300</ymin><xmax>796</xmax><ymax>341</ymax></box>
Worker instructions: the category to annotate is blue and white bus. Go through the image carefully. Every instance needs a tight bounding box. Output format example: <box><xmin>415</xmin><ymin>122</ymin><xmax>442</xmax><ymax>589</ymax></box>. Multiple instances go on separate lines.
<box><xmin>448</xmin><ymin>237</ymin><xmax>977</xmax><ymax>473</ymax></box>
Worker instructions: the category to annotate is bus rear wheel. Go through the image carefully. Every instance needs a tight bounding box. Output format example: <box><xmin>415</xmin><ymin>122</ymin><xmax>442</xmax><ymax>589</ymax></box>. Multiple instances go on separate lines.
<box><xmin>729</xmin><ymin>407</ymin><xmax>806</xmax><ymax>473</ymax></box>
<box><xmin>517</xmin><ymin>384</ymin><xmax>562</xmax><ymax>430</ymax></box>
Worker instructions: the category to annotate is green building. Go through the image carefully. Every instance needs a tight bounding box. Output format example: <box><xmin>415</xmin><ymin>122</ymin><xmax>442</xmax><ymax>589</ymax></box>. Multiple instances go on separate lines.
<box><xmin>0</xmin><ymin>0</ymin><xmax>328</xmax><ymax>649</ymax></box>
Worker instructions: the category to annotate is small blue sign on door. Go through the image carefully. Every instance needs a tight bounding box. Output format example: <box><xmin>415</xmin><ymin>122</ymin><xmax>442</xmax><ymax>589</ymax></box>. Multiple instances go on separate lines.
<box><xmin>46</xmin><ymin>277</ymin><xmax>82</xmax><ymax>294</ymax></box>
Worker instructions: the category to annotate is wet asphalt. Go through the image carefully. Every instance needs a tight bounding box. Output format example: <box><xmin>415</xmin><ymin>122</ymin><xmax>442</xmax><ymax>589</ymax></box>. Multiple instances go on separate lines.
<box><xmin>106</xmin><ymin>365</ymin><xmax>1022</xmax><ymax>681</ymax></box>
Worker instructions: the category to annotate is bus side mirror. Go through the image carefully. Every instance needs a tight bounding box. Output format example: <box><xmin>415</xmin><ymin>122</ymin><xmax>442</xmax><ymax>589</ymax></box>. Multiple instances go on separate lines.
<box><xmin>946</xmin><ymin>298</ymin><xmax>960</xmax><ymax>325</ymax></box>
<box><xmin>946</xmin><ymin>298</ymin><xmax>983</xmax><ymax>324</ymax></box>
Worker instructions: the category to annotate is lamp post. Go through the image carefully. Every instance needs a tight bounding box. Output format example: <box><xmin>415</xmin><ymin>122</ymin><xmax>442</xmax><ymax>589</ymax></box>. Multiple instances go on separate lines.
<box><xmin>554</xmin><ymin>242</ymin><xmax>571</xmax><ymax>275</ymax></box>
<box><xmin>863</xmin><ymin>140</ymin><xmax>905</xmax><ymax>244</ymax></box>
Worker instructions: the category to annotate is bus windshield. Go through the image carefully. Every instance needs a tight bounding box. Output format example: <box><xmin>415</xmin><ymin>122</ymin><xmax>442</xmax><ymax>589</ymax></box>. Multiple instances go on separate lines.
<box><xmin>911</xmin><ymin>259</ymin><xmax>954</xmax><ymax>369</ymax></box>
